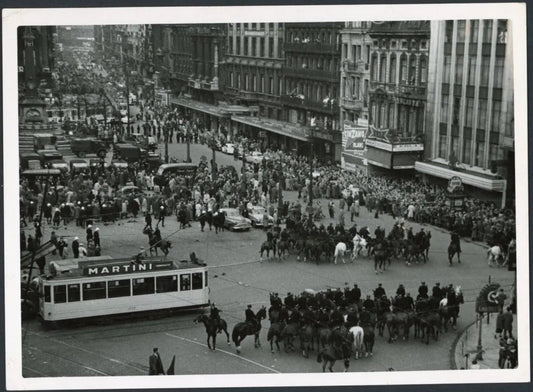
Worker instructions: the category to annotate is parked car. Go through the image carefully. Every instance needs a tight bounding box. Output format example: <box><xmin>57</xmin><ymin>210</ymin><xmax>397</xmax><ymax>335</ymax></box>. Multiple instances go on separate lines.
<box><xmin>70</xmin><ymin>137</ymin><xmax>108</xmax><ymax>158</ymax></box>
<box><xmin>20</xmin><ymin>152</ymin><xmax>42</xmax><ymax>170</ymax></box>
<box><xmin>70</xmin><ymin>158</ymin><xmax>90</xmax><ymax>172</ymax></box>
<box><xmin>37</xmin><ymin>149</ymin><xmax>63</xmax><ymax>167</ymax></box>
<box><xmin>245</xmin><ymin>151</ymin><xmax>264</xmax><ymax>164</ymax></box>
<box><xmin>46</xmin><ymin>159</ymin><xmax>69</xmax><ymax>172</ymax></box>
<box><xmin>221</xmin><ymin>143</ymin><xmax>236</xmax><ymax>155</ymax></box>
<box><xmin>219</xmin><ymin>208</ymin><xmax>252</xmax><ymax>231</ymax></box>
<box><xmin>113</xmin><ymin>143</ymin><xmax>147</xmax><ymax>163</ymax></box>
<box><xmin>247</xmin><ymin>205</ymin><xmax>274</xmax><ymax>227</ymax></box>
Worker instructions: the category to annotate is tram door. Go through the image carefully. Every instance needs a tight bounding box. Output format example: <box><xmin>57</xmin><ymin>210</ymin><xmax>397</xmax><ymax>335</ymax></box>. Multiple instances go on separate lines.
<box><xmin>38</xmin><ymin>280</ymin><xmax>47</xmax><ymax>316</ymax></box>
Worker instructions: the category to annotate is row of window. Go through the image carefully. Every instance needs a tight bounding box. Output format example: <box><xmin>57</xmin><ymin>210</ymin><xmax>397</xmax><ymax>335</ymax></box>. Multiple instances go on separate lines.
<box><xmin>441</xmin><ymin>95</ymin><xmax>503</xmax><ymax>132</ymax></box>
<box><xmin>229</xmin><ymin>37</ymin><xmax>282</xmax><ymax>59</ymax></box>
<box><xmin>342</xmin><ymin>76</ymin><xmax>369</xmax><ymax>101</ymax></box>
<box><xmin>443</xmin><ymin>53</ymin><xmax>505</xmax><ymax>88</ymax></box>
<box><xmin>370</xmin><ymin>102</ymin><xmax>425</xmax><ymax>135</ymax></box>
<box><xmin>286</xmin><ymin>55</ymin><xmax>339</xmax><ymax>73</ymax></box>
<box><xmin>229</xmin><ymin>71</ymin><xmax>281</xmax><ymax>95</ymax></box>
<box><xmin>288</xmin><ymin>30</ymin><xmax>339</xmax><ymax>46</ymax></box>
<box><xmin>44</xmin><ymin>272</ymin><xmax>206</xmax><ymax>304</ymax></box>
<box><xmin>438</xmin><ymin>133</ymin><xmax>500</xmax><ymax>168</ymax></box>
<box><xmin>342</xmin><ymin>44</ymin><xmax>371</xmax><ymax>64</ymax></box>
<box><xmin>370</xmin><ymin>54</ymin><xmax>428</xmax><ymax>85</ymax></box>
<box><xmin>285</xmin><ymin>80</ymin><xmax>338</xmax><ymax>104</ymax></box>
<box><xmin>445</xmin><ymin>20</ymin><xmax>507</xmax><ymax>45</ymax></box>
<box><xmin>371</xmin><ymin>38</ymin><xmax>428</xmax><ymax>51</ymax></box>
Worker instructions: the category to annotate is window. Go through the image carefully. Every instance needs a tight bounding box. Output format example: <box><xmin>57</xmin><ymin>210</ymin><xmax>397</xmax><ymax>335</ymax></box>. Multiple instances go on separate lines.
<box><xmin>438</xmin><ymin>133</ymin><xmax>448</xmax><ymax>159</ymax></box>
<box><xmin>83</xmin><ymin>282</ymin><xmax>107</xmax><ymax>300</ymax></box>
<box><xmin>260</xmin><ymin>74</ymin><xmax>265</xmax><ymax>93</ymax></box>
<box><xmin>156</xmin><ymin>275</ymin><xmax>178</xmax><ymax>293</ymax></box>
<box><xmin>260</xmin><ymin>39</ymin><xmax>265</xmax><ymax>57</ymax></box>
<box><xmin>494</xmin><ymin>57</ymin><xmax>504</xmax><ymax>88</ymax></box>
<box><xmin>420</xmin><ymin>40</ymin><xmax>427</xmax><ymax>50</ymax></box>
<box><xmin>492</xmin><ymin>100</ymin><xmax>502</xmax><ymax>131</ymax></box>
<box><xmin>440</xmin><ymin>95</ymin><xmax>449</xmax><ymax>123</ymax></box>
<box><xmin>391</xmin><ymin>40</ymin><xmax>397</xmax><ymax>49</ymax></box>
<box><xmin>482</xmin><ymin>20</ymin><xmax>493</xmax><ymax>43</ymax></box>
<box><xmin>444</xmin><ymin>55</ymin><xmax>452</xmax><ymax>82</ymax></box>
<box><xmin>251</xmin><ymin>38</ymin><xmax>256</xmax><ymax>57</ymax></box>
<box><xmin>243</xmin><ymin>38</ymin><xmax>248</xmax><ymax>56</ymax></box>
<box><xmin>245</xmin><ymin>74</ymin><xmax>249</xmax><ymax>90</ymax></box>
<box><xmin>236</xmin><ymin>37</ymin><xmax>240</xmax><ymax>55</ymax></box>
<box><xmin>455</xmin><ymin>55</ymin><xmax>464</xmax><ymax>85</ymax></box>
<box><xmin>419</xmin><ymin>57</ymin><xmax>427</xmax><ymax>84</ymax></box>
<box><xmin>180</xmin><ymin>274</ymin><xmax>191</xmax><ymax>291</ymax></box>
<box><xmin>68</xmin><ymin>284</ymin><xmax>80</xmax><ymax>302</ymax></box>
<box><xmin>389</xmin><ymin>55</ymin><xmax>397</xmax><ymax>83</ymax></box>
<box><xmin>489</xmin><ymin>143</ymin><xmax>500</xmax><ymax>162</ymax></box>
<box><xmin>497</xmin><ymin>20</ymin><xmax>507</xmax><ymax>43</ymax></box>
<box><xmin>400</xmin><ymin>55</ymin><xmax>407</xmax><ymax>82</ymax></box>
<box><xmin>230</xmin><ymin>72</ymin><xmax>234</xmax><ymax>87</ymax></box>
<box><xmin>192</xmin><ymin>272</ymin><xmax>203</xmax><ymax>290</ymax></box>
<box><xmin>480</xmin><ymin>56</ymin><xmax>490</xmax><ymax>86</ymax></box>
<box><xmin>465</xmin><ymin>98</ymin><xmax>474</xmax><ymax>127</ymax></box>
<box><xmin>467</xmin><ymin>55</ymin><xmax>477</xmax><ymax>85</ymax></box>
<box><xmin>463</xmin><ymin>137</ymin><xmax>472</xmax><ymax>163</ymax></box>
<box><xmin>44</xmin><ymin>286</ymin><xmax>51</xmax><ymax>302</ymax></box>
<box><xmin>478</xmin><ymin>99</ymin><xmax>488</xmax><ymax>128</ymax></box>
<box><xmin>108</xmin><ymin>279</ymin><xmax>131</xmax><ymax>298</ymax></box>
<box><xmin>236</xmin><ymin>72</ymin><xmax>241</xmax><ymax>89</ymax></box>
<box><xmin>269</xmin><ymin>77</ymin><xmax>274</xmax><ymax>94</ymax></box>
<box><xmin>343</xmin><ymin>43</ymin><xmax>348</xmax><ymax>59</ymax></box>
<box><xmin>54</xmin><ymin>285</ymin><xmax>67</xmax><ymax>304</ymax></box>
<box><xmin>445</xmin><ymin>21</ymin><xmax>454</xmax><ymax>43</ymax></box>
<box><xmin>205</xmin><ymin>271</ymin><xmax>208</xmax><ymax>287</ymax></box>
<box><xmin>457</xmin><ymin>20</ymin><xmax>466</xmax><ymax>43</ymax></box>
<box><xmin>475</xmin><ymin>140</ymin><xmax>485</xmax><ymax>167</ymax></box>
<box><xmin>253</xmin><ymin>74</ymin><xmax>257</xmax><ymax>91</ymax></box>
<box><xmin>132</xmin><ymin>277</ymin><xmax>155</xmax><ymax>296</ymax></box>
<box><xmin>269</xmin><ymin>38</ymin><xmax>274</xmax><ymax>57</ymax></box>
<box><xmin>470</xmin><ymin>20</ymin><xmax>479</xmax><ymax>43</ymax></box>
<box><xmin>380</xmin><ymin>56</ymin><xmax>387</xmax><ymax>82</ymax></box>
<box><xmin>409</xmin><ymin>56</ymin><xmax>416</xmax><ymax>84</ymax></box>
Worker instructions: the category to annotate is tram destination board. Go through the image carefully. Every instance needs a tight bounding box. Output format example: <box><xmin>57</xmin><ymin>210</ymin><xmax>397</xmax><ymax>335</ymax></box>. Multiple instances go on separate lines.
<box><xmin>81</xmin><ymin>260</ymin><xmax>174</xmax><ymax>276</ymax></box>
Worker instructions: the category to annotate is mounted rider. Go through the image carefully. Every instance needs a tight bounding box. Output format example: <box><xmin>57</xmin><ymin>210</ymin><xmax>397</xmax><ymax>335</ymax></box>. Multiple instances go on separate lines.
<box><xmin>210</xmin><ymin>303</ymin><xmax>221</xmax><ymax>324</ymax></box>
<box><xmin>450</xmin><ymin>229</ymin><xmax>462</xmax><ymax>262</ymax></box>
<box><xmin>245</xmin><ymin>304</ymin><xmax>258</xmax><ymax>329</ymax></box>
<box><xmin>417</xmin><ymin>282</ymin><xmax>429</xmax><ymax>300</ymax></box>
<box><xmin>373</xmin><ymin>283</ymin><xmax>386</xmax><ymax>299</ymax></box>
<box><xmin>362</xmin><ymin>294</ymin><xmax>376</xmax><ymax>313</ymax></box>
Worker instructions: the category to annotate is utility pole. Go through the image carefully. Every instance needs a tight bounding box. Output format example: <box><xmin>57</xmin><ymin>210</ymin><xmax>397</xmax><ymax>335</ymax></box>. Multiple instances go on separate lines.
<box><xmin>186</xmin><ymin>129</ymin><xmax>191</xmax><ymax>163</ymax></box>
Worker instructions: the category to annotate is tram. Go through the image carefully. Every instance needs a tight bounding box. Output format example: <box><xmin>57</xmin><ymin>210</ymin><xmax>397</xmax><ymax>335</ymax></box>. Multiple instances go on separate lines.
<box><xmin>37</xmin><ymin>256</ymin><xmax>209</xmax><ymax>326</ymax></box>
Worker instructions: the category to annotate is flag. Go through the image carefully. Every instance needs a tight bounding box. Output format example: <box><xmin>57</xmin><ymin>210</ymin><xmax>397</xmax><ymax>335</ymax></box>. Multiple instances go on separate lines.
<box><xmin>166</xmin><ymin>355</ymin><xmax>175</xmax><ymax>375</ymax></box>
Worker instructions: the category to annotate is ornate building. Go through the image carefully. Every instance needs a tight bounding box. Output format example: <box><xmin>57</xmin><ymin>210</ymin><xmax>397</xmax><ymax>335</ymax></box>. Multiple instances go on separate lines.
<box><xmin>365</xmin><ymin>21</ymin><xmax>430</xmax><ymax>173</ymax></box>
<box><xmin>417</xmin><ymin>19</ymin><xmax>514</xmax><ymax>207</ymax></box>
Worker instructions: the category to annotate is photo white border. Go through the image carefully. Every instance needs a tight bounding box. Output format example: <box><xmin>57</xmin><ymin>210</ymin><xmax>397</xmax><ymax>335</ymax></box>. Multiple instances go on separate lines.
<box><xmin>3</xmin><ymin>2</ymin><xmax>530</xmax><ymax>390</ymax></box>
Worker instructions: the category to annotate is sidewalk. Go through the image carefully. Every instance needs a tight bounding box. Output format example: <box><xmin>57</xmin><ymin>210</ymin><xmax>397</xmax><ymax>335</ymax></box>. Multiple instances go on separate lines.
<box><xmin>453</xmin><ymin>310</ymin><xmax>517</xmax><ymax>369</ymax></box>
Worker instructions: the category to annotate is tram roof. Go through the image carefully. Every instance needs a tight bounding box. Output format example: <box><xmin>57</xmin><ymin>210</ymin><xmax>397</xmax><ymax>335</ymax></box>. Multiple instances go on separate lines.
<box><xmin>44</xmin><ymin>256</ymin><xmax>207</xmax><ymax>281</ymax></box>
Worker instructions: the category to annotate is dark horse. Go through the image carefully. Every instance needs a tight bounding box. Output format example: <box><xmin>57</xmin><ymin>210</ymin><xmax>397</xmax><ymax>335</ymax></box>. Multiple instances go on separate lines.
<box><xmin>143</xmin><ymin>227</ymin><xmax>171</xmax><ymax>256</ymax></box>
<box><xmin>447</xmin><ymin>241</ymin><xmax>461</xmax><ymax>265</ymax></box>
<box><xmin>232</xmin><ymin>306</ymin><xmax>267</xmax><ymax>354</ymax></box>
<box><xmin>194</xmin><ymin>314</ymin><xmax>230</xmax><ymax>350</ymax></box>
<box><xmin>316</xmin><ymin>326</ymin><xmax>353</xmax><ymax>372</ymax></box>
<box><xmin>260</xmin><ymin>239</ymin><xmax>276</xmax><ymax>259</ymax></box>
<box><xmin>439</xmin><ymin>287</ymin><xmax>464</xmax><ymax>331</ymax></box>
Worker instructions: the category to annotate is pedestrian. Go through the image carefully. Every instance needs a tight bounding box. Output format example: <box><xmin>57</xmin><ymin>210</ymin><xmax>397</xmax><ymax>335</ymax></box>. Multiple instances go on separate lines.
<box><xmin>495</xmin><ymin>309</ymin><xmax>504</xmax><ymax>339</ymax></box>
<box><xmin>148</xmin><ymin>348</ymin><xmax>165</xmax><ymax>375</ymax></box>
<box><xmin>502</xmin><ymin>306</ymin><xmax>514</xmax><ymax>339</ymax></box>
<box><xmin>57</xmin><ymin>237</ymin><xmax>67</xmax><ymax>258</ymax></box>
<box><xmin>198</xmin><ymin>210</ymin><xmax>207</xmax><ymax>232</ymax></box>
<box><xmin>350</xmin><ymin>202</ymin><xmax>357</xmax><ymax>222</ymax></box>
<box><xmin>328</xmin><ymin>201</ymin><xmax>335</xmax><ymax>219</ymax></box>
<box><xmin>50</xmin><ymin>231</ymin><xmax>58</xmax><ymax>255</ymax></box>
<box><xmin>36</xmin><ymin>256</ymin><xmax>46</xmax><ymax>275</ymax></box>
<box><xmin>93</xmin><ymin>227</ymin><xmax>101</xmax><ymax>248</ymax></box>
<box><xmin>144</xmin><ymin>212</ymin><xmax>153</xmax><ymax>231</ymax></box>
<box><xmin>157</xmin><ymin>205</ymin><xmax>165</xmax><ymax>228</ymax></box>
<box><xmin>72</xmin><ymin>237</ymin><xmax>80</xmax><ymax>259</ymax></box>
<box><xmin>86</xmin><ymin>224</ymin><xmax>93</xmax><ymax>243</ymax></box>
<box><xmin>496</xmin><ymin>288</ymin><xmax>507</xmax><ymax>312</ymax></box>
<box><xmin>339</xmin><ymin>198</ymin><xmax>345</xmax><ymax>211</ymax></box>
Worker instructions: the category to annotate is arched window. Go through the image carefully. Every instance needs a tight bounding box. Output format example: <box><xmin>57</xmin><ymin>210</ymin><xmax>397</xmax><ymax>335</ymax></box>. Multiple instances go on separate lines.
<box><xmin>389</xmin><ymin>54</ymin><xmax>397</xmax><ymax>84</ymax></box>
<box><xmin>419</xmin><ymin>56</ymin><xmax>428</xmax><ymax>84</ymax></box>
<box><xmin>399</xmin><ymin>54</ymin><xmax>408</xmax><ymax>83</ymax></box>
<box><xmin>380</xmin><ymin>55</ymin><xmax>387</xmax><ymax>82</ymax></box>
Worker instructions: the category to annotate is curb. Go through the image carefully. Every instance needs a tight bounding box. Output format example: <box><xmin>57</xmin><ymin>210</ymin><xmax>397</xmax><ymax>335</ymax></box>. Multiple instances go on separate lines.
<box><xmin>450</xmin><ymin>317</ymin><xmax>479</xmax><ymax>370</ymax></box>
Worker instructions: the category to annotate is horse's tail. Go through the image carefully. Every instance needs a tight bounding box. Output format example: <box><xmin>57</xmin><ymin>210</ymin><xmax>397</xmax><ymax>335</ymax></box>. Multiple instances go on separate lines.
<box><xmin>232</xmin><ymin>325</ymin><xmax>240</xmax><ymax>345</ymax></box>
<box><xmin>355</xmin><ymin>330</ymin><xmax>363</xmax><ymax>350</ymax></box>
<box><xmin>317</xmin><ymin>350</ymin><xmax>324</xmax><ymax>363</ymax></box>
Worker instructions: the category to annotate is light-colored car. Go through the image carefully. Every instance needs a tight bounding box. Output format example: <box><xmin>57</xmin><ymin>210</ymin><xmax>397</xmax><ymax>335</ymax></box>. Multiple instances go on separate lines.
<box><xmin>247</xmin><ymin>206</ymin><xmax>274</xmax><ymax>227</ymax></box>
<box><xmin>219</xmin><ymin>208</ymin><xmax>252</xmax><ymax>231</ymax></box>
<box><xmin>245</xmin><ymin>151</ymin><xmax>264</xmax><ymax>164</ymax></box>
<box><xmin>221</xmin><ymin>143</ymin><xmax>236</xmax><ymax>155</ymax></box>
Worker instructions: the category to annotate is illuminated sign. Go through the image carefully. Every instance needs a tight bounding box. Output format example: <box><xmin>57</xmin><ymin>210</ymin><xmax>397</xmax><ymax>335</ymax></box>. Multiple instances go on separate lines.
<box><xmin>82</xmin><ymin>261</ymin><xmax>174</xmax><ymax>276</ymax></box>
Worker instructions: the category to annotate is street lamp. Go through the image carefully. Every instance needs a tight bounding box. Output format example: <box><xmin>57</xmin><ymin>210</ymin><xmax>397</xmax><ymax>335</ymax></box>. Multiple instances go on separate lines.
<box><xmin>208</xmin><ymin>135</ymin><xmax>217</xmax><ymax>176</ymax></box>
<box><xmin>186</xmin><ymin>129</ymin><xmax>191</xmax><ymax>163</ymax></box>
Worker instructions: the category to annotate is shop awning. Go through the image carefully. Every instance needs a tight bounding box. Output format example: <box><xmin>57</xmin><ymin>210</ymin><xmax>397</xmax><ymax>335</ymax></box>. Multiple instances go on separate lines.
<box><xmin>415</xmin><ymin>161</ymin><xmax>507</xmax><ymax>192</ymax></box>
<box><xmin>231</xmin><ymin>115</ymin><xmax>311</xmax><ymax>142</ymax></box>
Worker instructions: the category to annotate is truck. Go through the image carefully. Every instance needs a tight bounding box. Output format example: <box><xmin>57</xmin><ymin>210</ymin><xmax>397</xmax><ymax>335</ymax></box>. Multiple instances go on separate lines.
<box><xmin>112</xmin><ymin>143</ymin><xmax>147</xmax><ymax>163</ymax></box>
<box><xmin>70</xmin><ymin>138</ymin><xmax>108</xmax><ymax>158</ymax></box>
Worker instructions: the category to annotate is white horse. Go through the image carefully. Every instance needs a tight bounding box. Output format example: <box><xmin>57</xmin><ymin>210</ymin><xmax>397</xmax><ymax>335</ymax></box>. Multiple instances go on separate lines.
<box><xmin>334</xmin><ymin>242</ymin><xmax>349</xmax><ymax>264</ymax></box>
<box><xmin>487</xmin><ymin>245</ymin><xmax>504</xmax><ymax>267</ymax></box>
<box><xmin>349</xmin><ymin>325</ymin><xmax>365</xmax><ymax>359</ymax></box>
<box><xmin>351</xmin><ymin>234</ymin><xmax>367</xmax><ymax>260</ymax></box>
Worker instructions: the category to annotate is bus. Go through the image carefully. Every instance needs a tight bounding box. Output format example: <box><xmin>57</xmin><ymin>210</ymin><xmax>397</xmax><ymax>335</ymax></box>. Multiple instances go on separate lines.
<box><xmin>37</xmin><ymin>256</ymin><xmax>209</xmax><ymax>326</ymax></box>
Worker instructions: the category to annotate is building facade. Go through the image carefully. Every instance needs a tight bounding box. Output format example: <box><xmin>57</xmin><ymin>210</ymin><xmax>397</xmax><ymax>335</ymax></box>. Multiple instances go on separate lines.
<box><xmin>417</xmin><ymin>19</ymin><xmax>514</xmax><ymax>207</ymax></box>
<box><xmin>364</xmin><ymin>21</ymin><xmax>430</xmax><ymax>174</ymax></box>
<box><xmin>339</xmin><ymin>21</ymin><xmax>372</xmax><ymax>172</ymax></box>
<box><xmin>281</xmin><ymin>22</ymin><xmax>344</xmax><ymax>162</ymax></box>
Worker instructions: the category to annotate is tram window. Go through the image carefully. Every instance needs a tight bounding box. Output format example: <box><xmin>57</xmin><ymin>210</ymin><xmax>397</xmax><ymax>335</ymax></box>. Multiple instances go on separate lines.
<box><xmin>82</xmin><ymin>282</ymin><xmax>107</xmax><ymax>300</ymax></box>
<box><xmin>180</xmin><ymin>274</ymin><xmax>191</xmax><ymax>291</ymax></box>
<box><xmin>108</xmin><ymin>279</ymin><xmax>131</xmax><ymax>298</ymax></box>
<box><xmin>205</xmin><ymin>271</ymin><xmax>208</xmax><ymax>287</ymax></box>
<box><xmin>156</xmin><ymin>275</ymin><xmax>177</xmax><ymax>293</ymax></box>
<box><xmin>133</xmin><ymin>277</ymin><xmax>155</xmax><ymax>296</ymax></box>
<box><xmin>44</xmin><ymin>286</ymin><xmax>51</xmax><ymax>302</ymax></box>
<box><xmin>192</xmin><ymin>273</ymin><xmax>203</xmax><ymax>290</ymax></box>
<box><xmin>54</xmin><ymin>285</ymin><xmax>67</xmax><ymax>303</ymax></box>
<box><xmin>68</xmin><ymin>284</ymin><xmax>80</xmax><ymax>302</ymax></box>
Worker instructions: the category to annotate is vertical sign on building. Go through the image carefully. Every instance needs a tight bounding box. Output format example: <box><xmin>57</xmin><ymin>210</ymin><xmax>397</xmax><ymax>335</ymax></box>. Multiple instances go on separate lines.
<box><xmin>342</xmin><ymin>120</ymin><xmax>367</xmax><ymax>153</ymax></box>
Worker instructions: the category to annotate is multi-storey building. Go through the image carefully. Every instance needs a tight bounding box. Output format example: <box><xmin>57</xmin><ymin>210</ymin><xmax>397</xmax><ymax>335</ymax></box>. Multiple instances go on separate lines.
<box><xmin>417</xmin><ymin>19</ymin><xmax>514</xmax><ymax>207</ymax></box>
<box><xmin>280</xmin><ymin>22</ymin><xmax>344</xmax><ymax>162</ymax></box>
<box><xmin>224</xmin><ymin>23</ymin><xmax>285</xmax><ymax>119</ymax></box>
<box><xmin>339</xmin><ymin>21</ymin><xmax>372</xmax><ymax>172</ymax></box>
<box><xmin>364</xmin><ymin>21</ymin><xmax>430</xmax><ymax>174</ymax></box>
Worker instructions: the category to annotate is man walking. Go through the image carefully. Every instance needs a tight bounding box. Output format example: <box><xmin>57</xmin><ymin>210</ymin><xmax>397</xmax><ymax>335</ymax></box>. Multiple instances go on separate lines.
<box><xmin>72</xmin><ymin>237</ymin><xmax>80</xmax><ymax>259</ymax></box>
<box><xmin>148</xmin><ymin>348</ymin><xmax>165</xmax><ymax>375</ymax></box>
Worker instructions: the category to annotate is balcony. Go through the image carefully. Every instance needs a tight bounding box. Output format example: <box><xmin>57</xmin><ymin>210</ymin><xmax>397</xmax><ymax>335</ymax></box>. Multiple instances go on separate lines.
<box><xmin>283</xmin><ymin>42</ymin><xmax>339</xmax><ymax>54</ymax></box>
<box><xmin>341</xmin><ymin>97</ymin><xmax>365</xmax><ymax>111</ymax></box>
<box><xmin>280</xmin><ymin>94</ymin><xmax>339</xmax><ymax>115</ymax></box>
<box><xmin>225</xmin><ymin>87</ymin><xmax>280</xmax><ymax>103</ymax></box>
<box><xmin>283</xmin><ymin>66</ymin><xmax>339</xmax><ymax>83</ymax></box>
<box><xmin>343</xmin><ymin>60</ymin><xmax>369</xmax><ymax>74</ymax></box>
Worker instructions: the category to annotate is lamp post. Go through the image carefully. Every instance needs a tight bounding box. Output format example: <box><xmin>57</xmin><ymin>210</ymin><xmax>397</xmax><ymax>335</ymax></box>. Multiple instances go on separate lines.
<box><xmin>164</xmin><ymin>127</ymin><xmax>169</xmax><ymax>163</ymax></box>
<box><xmin>186</xmin><ymin>130</ymin><xmax>191</xmax><ymax>163</ymax></box>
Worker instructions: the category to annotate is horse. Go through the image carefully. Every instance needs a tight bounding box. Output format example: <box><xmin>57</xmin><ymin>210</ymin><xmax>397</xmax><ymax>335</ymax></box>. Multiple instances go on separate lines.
<box><xmin>373</xmin><ymin>245</ymin><xmax>388</xmax><ymax>274</ymax></box>
<box><xmin>213</xmin><ymin>211</ymin><xmax>226</xmax><ymax>234</ymax></box>
<box><xmin>267</xmin><ymin>320</ymin><xmax>286</xmax><ymax>353</ymax></box>
<box><xmin>300</xmin><ymin>322</ymin><xmax>317</xmax><ymax>358</ymax></box>
<box><xmin>316</xmin><ymin>326</ymin><xmax>353</xmax><ymax>372</ymax></box>
<box><xmin>333</xmin><ymin>242</ymin><xmax>349</xmax><ymax>264</ymax></box>
<box><xmin>351</xmin><ymin>235</ymin><xmax>367</xmax><ymax>260</ymax></box>
<box><xmin>143</xmin><ymin>227</ymin><xmax>171</xmax><ymax>257</ymax></box>
<box><xmin>232</xmin><ymin>306</ymin><xmax>267</xmax><ymax>354</ymax></box>
<box><xmin>260</xmin><ymin>239</ymin><xmax>276</xmax><ymax>259</ymax></box>
<box><xmin>277</xmin><ymin>239</ymin><xmax>290</xmax><ymax>259</ymax></box>
<box><xmin>280</xmin><ymin>322</ymin><xmax>300</xmax><ymax>352</ymax></box>
<box><xmin>362</xmin><ymin>325</ymin><xmax>375</xmax><ymax>357</ymax></box>
<box><xmin>447</xmin><ymin>241</ymin><xmax>461</xmax><ymax>265</ymax></box>
<box><xmin>487</xmin><ymin>245</ymin><xmax>504</xmax><ymax>267</ymax></box>
<box><xmin>416</xmin><ymin>311</ymin><xmax>441</xmax><ymax>344</ymax></box>
<box><xmin>422</xmin><ymin>231</ymin><xmax>432</xmax><ymax>260</ymax></box>
<box><xmin>194</xmin><ymin>314</ymin><xmax>230</xmax><ymax>351</ymax></box>
<box><xmin>439</xmin><ymin>286</ymin><xmax>464</xmax><ymax>331</ymax></box>
<box><xmin>349</xmin><ymin>325</ymin><xmax>365</xmax><ymax>360</ymax></box>
<box><xmin>317</xmin><ymin>325</ymin><xmax>332</xmax><ymax>349</ymax></box>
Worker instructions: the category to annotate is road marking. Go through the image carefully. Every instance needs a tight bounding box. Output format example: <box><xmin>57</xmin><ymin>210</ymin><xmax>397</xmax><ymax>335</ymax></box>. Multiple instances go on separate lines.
<box><xmin>23</xmin><ymin>366</ymin><xmax>47</xmax><ymax>377</ymax></box>
<box><xmin>25</xmin><ymin>331</ymin><xmax>146</xmax><ymax>373</ymax></box>
<box><xmin>82</xmin><ymin>366</ymin><xmax>109</xmax><ymax>376</ymax></box>
<box><xmin>164</xmin><ymin>332</ymin><xmax>281</xmax><ymax>374</ymax></box>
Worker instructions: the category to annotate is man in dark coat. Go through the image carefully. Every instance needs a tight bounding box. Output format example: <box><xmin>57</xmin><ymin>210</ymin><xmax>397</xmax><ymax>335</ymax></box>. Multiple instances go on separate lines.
<box><xmin>72</xmin><ymin>237</ymin><xmax>80</xmax><ymax>259</ymax></box>
<box><xmin>93</xmin><ymin>228</ymin><xmax>101</xmax><ymax>248</ymax></box>
<box><xmin>432</xmin><ymin>282</ymin><xmax>442</xmax><ymax>300</ymax></box>
<box><xmin>57</xmin><ymin>237</ymin><xmax>67</xmax><ymax>258</ymax></box>
<box><xmin>86</xmin><ymin>224</ymin><xmax>93</xmax><ymax>244</ymax></box>
<box><xmin>374</xmin><ymin>283</ymin><xmax>386</xmax><ymax>299</ymax></box>
<box><xmin>418</xmin><ymin>282</ymin><xmax>429</xmax><ymax>300</ymax></box>
<box><xmin>245</xmin><ymin>304</ymin><xmax>257</xmax><ymax>328</ymax></box>
<box><xmin>148</xmin><ymin>348</ymin><xmax>165</xmax><ymax>375</ymax></box>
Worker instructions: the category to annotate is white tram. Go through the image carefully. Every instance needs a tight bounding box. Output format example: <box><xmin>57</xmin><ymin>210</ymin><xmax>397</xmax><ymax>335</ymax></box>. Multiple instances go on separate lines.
<box><xmin>37</xmin><ymin>256</ymin><xmax>209</xmax><ymax>325</ymax></box>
